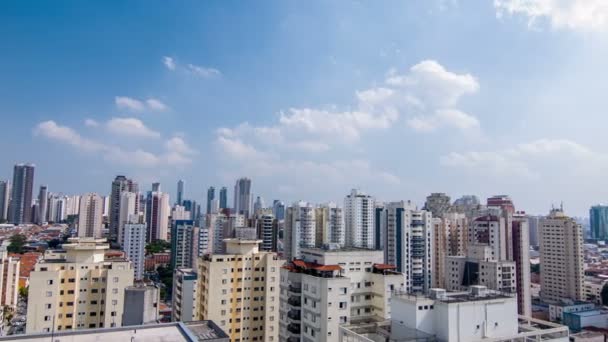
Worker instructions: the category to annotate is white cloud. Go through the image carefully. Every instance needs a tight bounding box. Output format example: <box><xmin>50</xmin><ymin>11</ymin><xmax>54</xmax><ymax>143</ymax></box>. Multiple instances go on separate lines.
<box><xmin>115</xmin><ymin>96</ymin><xmax>168</xmax><ymax>113</ymax></box>
<box><xmin>494</xmin><ymin>0</ymin><xmax>608</xmax><ymax>31</ymax></box>
<box><xmin>441</xmin><ymin>138</ymin><xmax>607</xmax><ymax>180</ymax></box>
<box><xmin>84</xmin><ymin>119</ymin><xmax>99</xmax><ymax>127</ymax></box>
<box><xmin>162</xmin><ymin>56</ymin><xmax>176</xmax><ymax>70</ymax></box>
<box><xmin>34</xmin><ymin>120</ymin><xmax>197</xmax><ymax>168</ymax></box>
<box><xmin>408</xmin><ymin>109</ymin><xmax>480</xmax><ymax>132</ymax></box>
<box><xmin>187</xmin><ymin>64</ymin><xmax>222</xmax><ymax>78</ymax></box>
<box><xmin>106</xmin><ymin>118</ymin><xmax>161</xmax><ymax>138</ymax></box>
<box><xmin>115</xmin><ymin>96</ymin><xmax>145</xmax><ymax>112</ymax></box>
<box><xmin>146</xmin><ymin>98</ymin><xmax>169</xmax><ymax>111</ymax></box>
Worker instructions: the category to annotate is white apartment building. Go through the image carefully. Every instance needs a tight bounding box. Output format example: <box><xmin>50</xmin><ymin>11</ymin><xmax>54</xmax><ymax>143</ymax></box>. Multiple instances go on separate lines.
<box><xmin>379</xmin><ymin>202</ymin><xmax>433</xmax><ymax>294</ymax></box>
<box><xmin>145</xmin><ymin>191</ymin><xmax>170</xmax><ymax>242</ymax></box>
<box><xmin>207</xmin><ymin>212</ymin><xmax>245</xmax><ymax>254</ymax></box>
<box><xmin>123</xmin><ymin>222</ymin><xmax>146</xmax><ymax>280</ymax></box>
<box><xmin>469</xmin><ymin>215</ymin><xmax>508</xmax><ymax>261</ymax></box>
<box><xmin>172</xmin><ymin>268</ymin><xmax>198</xmax><ymax>322</ymax></box>
<box><xmin>118</xmin><ymin>192</ymin><xmax>138</xmax><ymax>244</ymax></box>
<box><xmin>340</xmin><ymin>286</ymin><xmax>569</xmax><ymax>342</ymax></box>
<box><xmin>540</xmin><ymin>207</ymin><xmax>585</xmax><ymax>302</ymax></box>
<box><xmin>256</xmin><ymin>213</ymin><xmax>278</xmax><ymax>251</ymax></box>
<box><xmin>78</xmin><ymin>193</ymin><xmax>104</xmax><ymax>239</ymax></box>
<box><xmin>284</xmin><ymin>201</ymin><xmax>316</xmax><ymax>260</ymax></box>
<box><xmin>315</xmin><ymin>203</ymin><xmax>345</xmax><ymax>247</ymax></box>
<box><xmin>0</xmin><ymin>246</ymin><xmax>19</xmax><ymax>309</ymax></box>
<box><xmin>171</xmin><ymin>220</ymin><xmax>197</xmax><ymax>269</ymax></box>
<box><xmin>344</xmin><ymin>189</ymin><xmax>375</xmax><ymax>249</ymax></box>
<box><xmin>279</xmin><ymin>247</ymin><xmax>404</xmax><ymax>342</ymax></box>
<box><xmin>197</xmin><ymin>239</ymin><xmax>283</xmax><ymax>342</ymax></box>
<box><xmin>26</xmin><ymin>238</ymin><xmax>134</xmax><ymax>333</ymax></box>
<box><xmin>445</xmin><ymin>244</ymin><xmax>517</xmax><ymax>294</ymax></box>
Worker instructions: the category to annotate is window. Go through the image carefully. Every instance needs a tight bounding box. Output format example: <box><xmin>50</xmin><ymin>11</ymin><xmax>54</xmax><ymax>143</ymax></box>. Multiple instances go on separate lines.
<box><xmin>47</xmin><ymin>280</ymin><xmax>53</xmax><ymax>285</ymax></box>
<box><xmin>113</xmin><ymin>277</ymin><xmax>119</xmax><ymax>283</ymax></box>
<box><xmin>45</xmin><ymin>303</ymin><xmax>52</xmax><ymax>309</ymax></box>
<box><xmin>45</xmin><ymin>291</ymin><xmax>52</xmax><ymax>297</ymax></box>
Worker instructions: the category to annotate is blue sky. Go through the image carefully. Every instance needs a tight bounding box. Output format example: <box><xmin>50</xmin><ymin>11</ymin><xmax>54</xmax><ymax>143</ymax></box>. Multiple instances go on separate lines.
<box><xmin>2</xmin><ymin>0</ymin><xmax>608</xmax><ymax>216</ymax></box>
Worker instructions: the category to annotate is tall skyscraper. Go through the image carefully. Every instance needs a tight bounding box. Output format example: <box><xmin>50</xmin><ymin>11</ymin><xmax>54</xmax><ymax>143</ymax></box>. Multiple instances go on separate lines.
<box><xmin>255</xmin><ymin>213</ymin><xmax>278</xmax><ymax>251</ymax></box>
<box><xmin>206</xmin><ymin>186</ymin><xmax>215</xmax><ymax>214</ymax></box>
<box><xmin>424</xmin><ymin>192</ymin><xmax>452</xmax><ymax>219</ymax></box>
<box><xmin>432</xmin><ymin>212</ymin><xmax>468</xmax><ymax>288</ymax></box>
<box><xmin>171</xmin><ymin>220</ymin><xmax>197</xmax><ymax>269</ymax></box>
<box><xmin>315</xmin><ymin>203</ymin><xmax>345</xmax><ymax>247</ymax></box>
<box><xmin>118</xmin><ymin>192</ymin><xmax>138</xmax><ymax>244</ymax></box>
<box><xmin>78</xmin><ymin>193</ymin><xmax>104</xmax><ymax>238</ymax></box>
<box><xmin>26</xmin><ymin>238</ymin><xmax>134</xmax><ymax>333</ymax></box>
<box><xmin>590</xmin><ymin>205</ymin><xmax>608</xmax><ymax>240</ymax></box>
<box><xmin>0</xmin><ymin>181</ymin><xmax>10</xmax><ymax>222</ymax></box>
<box><xmin>9</xmin><ymin>163</ymin><xmax>35</xmax><ymax>224</ymax></box>
<box><xmin>253</xmin><ymin>195</ymin><xmax>265</xmax><ymax>216</ymax></box>
<box><xmin>272</xmin><ymin>200</ymin><xmax>285</xmax><ymax>221</ymax></box>
<box><xmin>344</xmin><ymin>189</ymin><xmax>375</xmax><ymax>249</ymax></box>
<box><xmin>177</xmin><ymin>179</ymin><xmax>185</xmax><ymax>206</ymax></box>
<box><xmin>219</xmin><ymin>186</ymin><xmax>227</xmax><ymax>209</ymax></box>
<box><xmin>539</xmin><ymin>206</ymin><xmax>585</xmax><ymax>302</ymax></box>
<box><xmin>197</xmin><ymin>239</ymin><xmax>282</xmax><ymax>342</ymax></box>
<box><xmin>123</xmin><ymin>221</ymin><xmax>146</xmax><ymax>280</ymax></box>
<box><xmin>233</xmin><ymin>177</ymin><xmax>252</xmax><ymax>218</ymax></box>
<box><xmin>109</xmin><ymin>175</ymin><xmax>138</xmax><ymax>240</ymax></box>
<box><xmin>283</xmin><ymin>201</ymin><xmax>316</xmax><ymax>260</ymax></box>
<box><xmin>379</xmin><ymin>201</ymin><xmax>433</xmax><ymax>294</ymax></box>
<box><xmin>145</xmin><ymin>189</ymin><xmax>170</xmax><ymax>242</ymax></box>
<box><xmin>36</xmin><ymin>185</ymin><xmax>48</xmax><ymax>225</ymax></box>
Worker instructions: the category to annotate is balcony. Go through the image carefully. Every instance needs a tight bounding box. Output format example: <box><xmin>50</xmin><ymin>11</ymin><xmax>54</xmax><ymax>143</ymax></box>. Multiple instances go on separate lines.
<box><xmin>288</xmin><ymin>285</ymin><xmax>302</xmax><ymax>294</ymax></box>
<box><xmin>288</xmin><ymin>297</ymin><xmax>301</xmax><ymax>307</ymax></box>
<box><xmin>287</xmin><ymin>309</ymin><xmax>301</xmax><ymax>321</ymax></box>
<box><xmin>287</xmin><ymin>323</ymin><xmax>301</xmax><ymax>334</ymax></box>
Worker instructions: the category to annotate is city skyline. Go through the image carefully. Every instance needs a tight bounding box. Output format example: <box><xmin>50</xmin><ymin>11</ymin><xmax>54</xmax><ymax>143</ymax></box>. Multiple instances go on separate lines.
<box><xmin>3</xmin><ymin>2</ymin><xmax>608</xmax><ymax>217</ymax></box>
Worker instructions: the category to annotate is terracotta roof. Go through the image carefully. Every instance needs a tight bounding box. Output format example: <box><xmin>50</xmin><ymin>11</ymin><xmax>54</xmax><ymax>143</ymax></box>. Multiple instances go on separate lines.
<box><xmin>314</xmin><ymin>265</ymin><xmax>342</xmax><ymax>271</ymax></box>
<box><xmin>291</xmin><ymin>259</ymin><xmax>342</xmax><ymax>272</ymax></box>
<box><xmin>373</xmin><ymin>263</ymin><xmax>397</xmax><ymax>270</ymax></box>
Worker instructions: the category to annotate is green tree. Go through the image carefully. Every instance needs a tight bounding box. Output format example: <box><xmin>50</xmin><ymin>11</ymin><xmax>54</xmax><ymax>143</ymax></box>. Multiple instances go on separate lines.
<box><xmin>18</xmin><ymin>286</ymin><xmax>28</xmax><ymax>300</ymax></box>
<box><xmin>7</xmin><ymin>234</ymin><xmax>27</xmax><ymax>254</ymax></box>
<box><xmin>601</xmin><ymin>284</ymin><xmax>608</xmax><ymax>305</ymax></box>
<box><xmin>146</xmin><ymin>240</ymin><xmax>171</xmax><ymax>255</ymax></box>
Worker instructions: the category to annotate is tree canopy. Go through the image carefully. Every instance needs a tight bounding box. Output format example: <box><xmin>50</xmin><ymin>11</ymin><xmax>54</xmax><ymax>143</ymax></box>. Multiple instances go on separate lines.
<box><xmin>7</xmin><ymin>234</ymin><xmax>27</xmax><ymax>254</ymax></box>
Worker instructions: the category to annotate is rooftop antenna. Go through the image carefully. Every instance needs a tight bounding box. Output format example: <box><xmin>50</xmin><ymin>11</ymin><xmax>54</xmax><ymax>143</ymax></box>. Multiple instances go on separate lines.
<box><xmin>560</xmin><ymin>201</ymin><xmax>564</xmax><ymax>212</ymax></box>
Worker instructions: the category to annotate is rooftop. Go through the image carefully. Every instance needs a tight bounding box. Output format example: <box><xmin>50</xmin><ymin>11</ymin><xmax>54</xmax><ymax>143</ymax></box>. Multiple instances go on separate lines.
<box><xmin>0</xmin><ymin>321</ymin><xmax>229</xmax><ymax>342</ymax></box>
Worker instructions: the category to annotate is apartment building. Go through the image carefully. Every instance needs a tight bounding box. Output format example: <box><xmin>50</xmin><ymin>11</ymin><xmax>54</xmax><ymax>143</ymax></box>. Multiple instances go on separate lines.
<box><xmin>197</xmin><ymin>239</ymin><xmax>283</xmax><ymax>342</ymax></box>
<box><xmin>279</xmin><ymin>247</ymin><xmax>403</xmax><ymax>342</ymax></box>
<box><xmin>26</xmin><ymin>238</ymin><xmax>134</xmax><ymax>333</ymax></box>
<box><xmin>172</xmin><ymin>268</ymin><xmax>198</xmax><ymax>322</ymax></box>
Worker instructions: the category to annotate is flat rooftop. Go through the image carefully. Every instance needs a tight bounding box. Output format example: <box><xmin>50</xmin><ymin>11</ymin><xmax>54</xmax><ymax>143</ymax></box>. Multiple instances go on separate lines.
<box><xmin>0</xmin><ymin>321</ymin><xmax>229</xmax><ymax>342</ymax></box>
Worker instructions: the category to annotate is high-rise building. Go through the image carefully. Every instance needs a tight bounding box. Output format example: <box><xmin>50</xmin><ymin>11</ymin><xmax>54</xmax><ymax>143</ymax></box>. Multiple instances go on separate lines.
<box><xmin>122</xmin><ymin>284</ymin><xmax>159</xmax><ymax>326</ymax></box>
<box><xmin>451</xmin><ymin>195</ymin><xmax>482</xmax><ymax>217</ymax></box>
<box><xmin>26</xmin><ymin>238</ymin><xmax>134</xmax><ymax>333</ymax></box>
<box><xmin>280</xmin><ymin>247</ymin><xmax>403</xmax><ymax>341</ymax></box>
<box><xmin>172</xmin><ymin>268</ymin><xmax>198</xmax><ymax>322</ymax></box>
<box><xmin>197</xmin><ymin>239</ymin><xmax>282</xmax><ymax>342</ymax></box>
<box><xmin>256</xmin><ymin>213</ymin><xmax>278</xmax><ymax>251</ymax></box>
<box><xmin>0</xmin><ymin>181</ymin><xmax>9</xmax><ymax>222</ymax></box>
<box><xmin>9</xmin><ymin>163</ymin><xmax>35</xmax><ymax>224</ymax></box>
<box><xmin>78</xmin><ymin>193</ymin><xmax>104</xmax><ymax>238</ymax></box>
<box><xmin>590</xmin><ymin>205</ymin><xmax>608</xmax><ymax>240</ymax></box>
<box><xmin>528</xmin><ymin>215</ymin><xmax>541</xmax><ymax>248</ymax></box>
<box><xmin>109</xmin><ymin>176</ymin><xmax>138</xmax><ymax>240</ymax></box>
<box><xmin>36</xmin><ymin>185</ymin><xmax>48</xmax><ymax>225</ymax></box>
<box><xmin>206</xmin><ymin>186</ymin><xmax>215</xmax><ymax>215</ymax></box>
<box><xmin>272</xmin><ymin>200</ymin><xmax>285</xmax><ymax>221</ymax></box>
<box><xmin>424</xmin><ymin>192</ymin><xmax>452</xmax><ymax>219</ymax></box>
<box><xmin>177</xmin><ymin>179</ymin><xmax>185</xmax><ymax>206</ymax></box>
<box><xmin>284</xmin><ymin>201</ymin><xmax>316</xmax><ymax>260</ymax></box>
<box><xmin>487</xmin><ymin>195</ymin><xmax>515</xmax><ymax>215</ymax></box>
<box><xmin>540</xmin><ymin>206</ymin><xmax>585</xmax><ymax>303</ymax></box>
<box><xmin>207</xmin><ymin>212</ymin><xmax>245</xmax><ymax>254</ymax></box>
<box><xmin>123</xmin><ymin>221</ymin><xmax>147</xmax><ymax>280</ymax></box>
<box><xmin>344</xmin><ymin>189</ymin><xmax>375</xmax><ymax>249</ymax></box>
<box><xmin>315</xmin><ymin>203</ymin><xmax>345</xmax><ymax>247</ymax></box>
<box><xmin>253</xmin><ymin>196</ymin><xmax>265</xmax><ymax>216</ymax></box>
<box><xmin>445</xmin><ymin>244</ymin><xmax>517</xmax><ymax>294</ymax></box>
<box><xmin>432</xmin><ymin>212</ymin><xmax>468</xmax><ymax>288</ymax></box>
<box><xmin>219</xmin><ymin>187</ymin><xmax>227</xmax><ymax>210</ymax></box>
<box><xmin>145</xmin><ymin>190</ymin><xmax>170</xmax><ymax>242</ymax></box>
<box><xmin>118</xmin><ymin>192</ymin><xmax>138</xmax><ymax>244</ymax></box>
<box><xmin>171</xmin><ymin>205</ymin><xmax>191</xmax><ymax>221</ymax></box>
<box><xmin>233</xmin><ymin>177</ymin><xmax>252</xmax><ymax>218</ymax></box>
<box><xmin>171</xmin><ymin>220</ymin><xmax>197</xmax><ymax>269</ymax></box>
<box><xmin>379</xmin><ymin>202</ymin><xmax>433</xmax><ymax>294</ymax></box>
<box><xmin>0</xmin><ymin>246</ymin><xmax>20</xmax><ymax>310</ymax></box>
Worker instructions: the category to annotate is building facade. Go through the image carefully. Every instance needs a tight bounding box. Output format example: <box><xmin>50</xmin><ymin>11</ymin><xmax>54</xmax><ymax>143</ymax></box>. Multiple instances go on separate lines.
<box><xmin>26</xmin><ymin>238</ymin><xmax>134</xmax><ymax>333</ymax></box>
<box><xmin>197</xmin><ymin>239</ymin><xmax>282</xmax><ymax>342</ymax></box>
<box><xmin>590</xmin><ymin>205</ymin><xmax>608</xmax><ymax>240</ymax></box>
<box><xmin>123</xmin><ymin>222</ymin><xmax>146</xmax><ymax>280</ymax></box>
<box><xmin>122</xmin><ymin>284</ymin><xmax>159</xmax><ymax>326</ymax></box>
<box><xmin>540</xmin><ymin>207</ymin><xmax>585</xmax><ymax>302</ymax></box>
<box><xmin>344</xmin><ymin>189</ymin><xmax>375</xmax><ymax>249</ymax></box>
<box><xmin>233</xmin><ymin>178</ymin><xmax>252</xmax><ymax>219</ymax></box>
<box><xmin>172</xmin><ymin>268</ymin><xmax>198</xmax><ymax>322</ymax></box>
<box><xmin>9</xmin><ymin>163</ymin><xmax>35</xmax><ymax>224</ymax></box>
<box><xmin>78</xmin><ymin>193</ymin><xmax>104</xmax><ymax>239</ymax></box>
<box><xmin>284</xmin><ymin>201</ymin><xmax>316</xmax><ymax>261</ymax></box>
<box><xmin>145</xmin><ymin>190</ymin><xmax>170</xmax><ymax>242</ymax></box>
